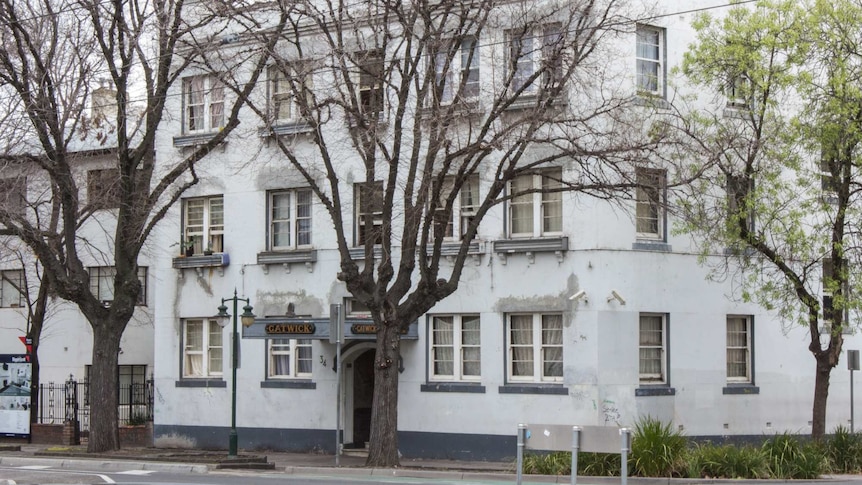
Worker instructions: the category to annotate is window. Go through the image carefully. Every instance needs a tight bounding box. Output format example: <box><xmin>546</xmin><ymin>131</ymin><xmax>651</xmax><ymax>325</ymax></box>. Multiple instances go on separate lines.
<box><xmin>269</xmin><ymin>64</ymin><xmax>313</xmax><ymax>123</ymax></box>
<box><xmin>820</xmin><ymin>156</ymin><xmax>838</xmax><ymax>194</ymax></box>
<box><xmin>434</xmin><ymin>37</ymin><xmax>479</xmax><ymax>103</ymax></box>
<box><xmin>822</xmin><ymin>259</ymin><xmax>850</xmax><ymax>329</ymax></box>
<box><xmin>508</xmin><ymin>169</ymin><xmax>562</xmax><ymax>238</ymax></box>
<box><xmin>0</xmin><ymin>178</ymin><xmax>26</xmax><ymax>218</ymax></box>
<box><xmin>507</xmin><ymin>313</ymin><xmax>563</xmax><ymax>383</ymax></box>
<box><xmin>635</xmin><ymin>167</ymin><xmax>666</xmax><ymax>240</ymax></box>
<box><xmin>183</xmin><ymin>196</ymin><xmax>224</xmax><ymax>255</ymax></box>
<box><xmin>636</xmin><ymin>25</ymin><xmax>665</xmax><ymax>97</ymax></box>
<box><xmin>639</xmin><ymin>313</ymin><xmax>667</xmax><ymax>384</ymax></box>
<box><xmin>726</xmin><ymin>74</ymin><xmax>751</xmax><ymax>109</ymax></box>
<box><xmin>509</xmin><ymin>24</ymin><xmax>563</xmax><ymax>95</ymax></box>
<box><xmin>727</xmin><ymin>316</ymin><xmax>752</xmax><ymax>383</ymax></box>
<box><xmin>182</xmin><ymin>319</ymin><xmax>223</xmax><ymax>378</ymax></box>
<box><xmin>357</xmin><ymin>51</ymin><xmax>384</xmax><ymax>119</ymax></box>
<box><xmin>726</xmin><ymin>174</ymin><xmax>755</xmax><ymax>233</ymax></box>
<box><xmin>88</xmin><ymin>266</ymin><xmax>147</xmax><ymax>306</ymax></box>
<box><xmin>355</xmin><ymin>181</ymin><xmax>384</xmax><ymax>245</ymax></box>
<box><xmin>0</xmin><ymin>270</ymin><xmax>24</xmax><ymax>308</ymax></box>
<box><xmin>268</xmin><ymin>339</ymin><xmax>312</xmax><ymax>379</ymax></box>
<box><xmin>87</xmin><ymin>169</ymin><xmax>120</xmax><ymax>209</ymax></box>
<box><xmin>430</xmin><ymin>315</ymin><xmax>480</xmax><ymax>382</ymax></box>
<box><xmin>434</xmin><ymin>176</ymin><xmax>479</xmax><ymax>240</ymax></box>
<box><xmin>346</xmin><ymin>298</ymin><xmax>371</xmax><ymax>316</ymax></box>
<box><xmin>182</xmin><ymin>75</ymin><xmax>224</xmax><ymax>133</ymax></box>
<box><xmin>269</xmin><ymin>189</ymin><xmax>312</xmax><ymax>250</ymax></box>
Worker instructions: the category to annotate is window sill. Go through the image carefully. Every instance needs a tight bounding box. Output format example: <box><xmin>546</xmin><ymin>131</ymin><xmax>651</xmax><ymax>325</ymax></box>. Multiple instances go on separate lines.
<box><xmin>172</xmin><ymin>132</ymin><xmax>222</xmax><ymax>148</ymax></box>
<box><xmin>175</xmin><ymin>379</ymin><xmax>226</xmax><ymax>388</ymax></box>
<box><xmin>261</xmin><ymin>380</ymin><xmax>316</xmax><ymax>389</ymax></box>
<box><xmin>420</xmin><ymin>100</ymin><xmax>481</xmax><ymax>119</ymax></box>
<box><xmin>257</xmin><ymin>249</ymin><xmax>317</xmax><ymax>274</ymax></box>
<box><xmin>723</xmin><ymin>107</ymin><xmax>754</xmax><ymax>119</ymax></box>
<box><xmin>494</xmin><ymin>237</ymin><xmax>568</xmax><ymax>265</ymax></box>
<box><xmin>172</xmin><ymin>253</ymin><xmax>230</xmax><ymax>269</ymax></box>
<box><xmin>499</xmin><ymin>384</ymin><xmax>567</xmax><ymax>395</ymax></box>
<box><xmin>503</xmin><ymin>93</ymin><xmax>567</xmax><ymax>112</ymax></box>
<box><xmin>257</xmin><ymin>121</ymin><xmax>314</xmax><ymax>137</ymax></box>
<box><xmin>631</xmin><ymin>241</ymin><xmax>671</xmax><ymax>252</ymax></box>
<box><xmin>172</xmin><ymin>253</ymin><xmax>230</xmax><ymax>278</ymax></box>
<box><xmin>635</xmin><ymin>386</ymin><xmax>675</xmax><ymax>396</ymax></box>
<box><xmin>421</xmin><ymin>383</ymin><xmax>485</xmax><ymax>393</ymax></box>
<box><xmin>349</xmin><ymin>245</ymin><xmax>383</xmax><ymax>261</ymax></box>
<box><xmin>723</xmin><ymin>385</ymin><xmax>759</xmax><ymax>395</ymax></box>
<box><xmin>633</xmin><ymin>95</ymin><xmax>670</xmax><ymax>110</ymax></box>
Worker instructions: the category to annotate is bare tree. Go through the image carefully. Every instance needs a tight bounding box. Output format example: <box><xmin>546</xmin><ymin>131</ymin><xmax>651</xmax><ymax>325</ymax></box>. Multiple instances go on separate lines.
<box><xmin>214</xmin><ymin>0</ymin><xmax>664</xmax><ymax>466</ymax></box>
<box><xmin>0</xmin><ymin>0</ymin><xmax>288</xmax><ymax>451</ymax></box>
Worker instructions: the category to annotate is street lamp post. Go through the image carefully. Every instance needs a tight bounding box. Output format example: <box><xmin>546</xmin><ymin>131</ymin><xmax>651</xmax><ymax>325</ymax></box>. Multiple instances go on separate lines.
<box><xmin>215</xmin><ymin>289</ymin><xmax>256</xmax><ymax>457</ymax></box>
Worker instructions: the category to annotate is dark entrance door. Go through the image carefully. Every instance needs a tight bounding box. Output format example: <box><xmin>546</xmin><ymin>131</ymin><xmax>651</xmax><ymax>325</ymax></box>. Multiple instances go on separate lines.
<box><xmin>351</xmin><ymin>349</ymin><xmax>375</xmax><ymax>448</ymax></box>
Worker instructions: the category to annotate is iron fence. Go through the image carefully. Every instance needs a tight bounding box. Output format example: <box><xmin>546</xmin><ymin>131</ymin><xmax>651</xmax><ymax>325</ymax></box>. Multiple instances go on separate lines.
<box><xmin>37</xmin><ymin>376</ymin><xmax>153</xmax><ymax>431</ymax></box>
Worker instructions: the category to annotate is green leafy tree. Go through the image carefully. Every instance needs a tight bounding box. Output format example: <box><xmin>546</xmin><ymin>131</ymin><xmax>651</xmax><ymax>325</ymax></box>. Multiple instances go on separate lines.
<box><xmin>671</xmin><ymin>0</ymin><xmax>862</xmax><ymax>439</ymax></box>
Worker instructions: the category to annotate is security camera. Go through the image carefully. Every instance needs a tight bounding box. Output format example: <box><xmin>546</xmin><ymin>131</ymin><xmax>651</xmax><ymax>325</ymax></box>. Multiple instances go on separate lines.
<box><xmin>607</xmin><ymin>289</ymin><xmax>626</xmax><ymax>305</ymax></box>
<box><xmin>569</xmin><ymin>290</ymin><xmax>586</xmax><ymax>301</ymax></box>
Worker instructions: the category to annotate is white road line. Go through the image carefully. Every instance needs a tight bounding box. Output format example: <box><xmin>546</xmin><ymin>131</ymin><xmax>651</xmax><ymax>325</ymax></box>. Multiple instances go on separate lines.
<box><xmin>95</xmin><ymin>473</ymin><xmax>116</xmax><ymax>484</ymax></box>
<box><xmin>15</xmin><ymin>465</ymin><xmax>51</xmax><ymax>470</ymax></box>
<box><xmin>4</xmin><ymin>480</ymin><xmax>17</xmax><ymax>485</ymax></box>
<box><xmin>117</xmin><ymin>470</ymin><xmax>156</xmax><ymax>475</ymax></box>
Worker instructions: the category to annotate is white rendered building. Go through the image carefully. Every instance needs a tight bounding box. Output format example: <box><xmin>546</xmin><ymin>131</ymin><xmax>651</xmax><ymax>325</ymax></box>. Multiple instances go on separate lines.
<box><xmin>150</xmin><ymin>0</ymin><xmax>861</xmax><ymax>460</ymax></box>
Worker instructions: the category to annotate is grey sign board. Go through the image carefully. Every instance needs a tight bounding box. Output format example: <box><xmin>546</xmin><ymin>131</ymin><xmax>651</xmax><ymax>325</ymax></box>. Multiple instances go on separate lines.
<box><xmin>525</xmin><ymin>424</ymin><xmax>624</xmax><ymax>453</ymax></box>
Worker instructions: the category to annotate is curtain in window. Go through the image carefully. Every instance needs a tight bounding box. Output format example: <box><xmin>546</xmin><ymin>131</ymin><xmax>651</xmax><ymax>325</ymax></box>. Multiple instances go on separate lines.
<box><xmin>296</xmin><ymin>190</ymin><xmax>312</xmax><ymax>246</ymax></box>
<box><xmin>209</xmin><ymin>79</ymin><xmax>225</xmax><ymax>128</ymax></box>
<box><xmin>461</xmin><ymin>315</ymin><xmax>481</xmax><ymax>377</ymax></box>
<box><xmin>207</xmin><ymin>322</ymin><xmax>223</xmax><ymax>375</ymax></box>
<box><xmin>510</xmin><ymin>176</ymin><xmax>534</xmax><ymax>234</ymax></box>
<box><xmin>542</xmin><ymin>314</ymin><xmax>563</xmax><ymax>378</ymax></box>
<box><xmin>297</xmin><ymin>339</ymin><xmax>313</xmax><ymax>374</ymax></box>
<box><xmin>636</xmin><ymin>28</ymin><xmax>660</xmax><ymax>92</ymax></box>
<box><xmin>727</xmin><ymin>317</ymin><xmax>748</xmax><ymax>378</ymax></box>
<box><xmin>511</xmin><ymin>31</ymin><xmax>535</xmax><ymax>92</ymax></box>
<box><xmin>186</xmin><ymin>77</ymin><xmax>205</xmax><ymax>131</ymax></box>
<box><xmin>461</xmin><ymin>38</ymin><xmax>480</xmax><ymax>98</ymax></box>
<box><xmin>542</xmin><ymin>174</ymin><xmax>562</xmax><ymax>233</ymax></box>
<box><xmin>271</xmin><ymin>193</ymin><xmax>292</xmax><ymax>248</ymax></box>
<box><xmin>184</xmin><ymin>321</ymin><xmax>204</xmax><ymax>377</ymax></box>
<box><xmin>639</xmin><ymin>316</ymin><xmax>663</xmax><ymax>377</ymax></box>
<box><xmin>432</xmin><ymin>316</ymin><xmax>455</xmax><ymax>376</ymax></box>
<box><xmin>510</xmin><ymin>315</ymin><xmax>534</xmax><ymax>377</ymax></box>
<box><xmin>270</xmin><ymin>339</ymin><xmax>291</xmax><ymax>377</ymax></box>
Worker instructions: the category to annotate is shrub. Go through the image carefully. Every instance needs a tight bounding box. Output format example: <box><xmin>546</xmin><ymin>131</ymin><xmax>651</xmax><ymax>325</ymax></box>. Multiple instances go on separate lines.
<box><xmin>579</xmin><ymin>452</ymin><xmax>621</xmax><ymax>476</ymax></box>
<box><xmin>825</xmin><ymin>425</ymin><xmax>862</xmax><ymax>473</ymax></box>
<box><xmin>685</xmin><ymin>443</ymin><xmax>768</xmax><ymax>479</ymax></box>
<box><xmin>631</xmin><ymin>416</ymin><xmax>687</xmax><ymax>477</ymax></box>
<box><xmin>761</xmin><ymin>433</ymin><xmax>828</xmax><ymax>479</ymax></box>
<box><xmin>523</xmin><ymin>452</ymin><xmax>571</xmax><ymax>475</ymax></box>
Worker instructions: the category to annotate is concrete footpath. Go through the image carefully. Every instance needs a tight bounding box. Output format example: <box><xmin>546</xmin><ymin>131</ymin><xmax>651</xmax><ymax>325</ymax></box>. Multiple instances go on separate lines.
<box><xmin>1</xmin><ymin>443</ymin><xmax>861</xmax><ymax>484</ymax></box>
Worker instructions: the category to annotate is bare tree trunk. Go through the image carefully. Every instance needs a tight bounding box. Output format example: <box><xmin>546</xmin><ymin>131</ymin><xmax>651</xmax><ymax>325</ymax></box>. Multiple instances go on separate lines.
<box><xmin>87</xmin><ymin>325</ymin><xmax>122</xmax><ymax>452</ymax></box>
<box><xmin>366</xmin><ymin>323</ymin><xmax>401</xmax><ymax>467</ymax></box>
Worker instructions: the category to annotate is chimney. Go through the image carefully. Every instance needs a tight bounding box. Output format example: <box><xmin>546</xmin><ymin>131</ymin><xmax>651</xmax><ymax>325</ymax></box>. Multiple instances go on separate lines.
<box><xmin>91</xmin><ymin>81</ymin><xmax>117</xmax><ymax>122</ymax></box>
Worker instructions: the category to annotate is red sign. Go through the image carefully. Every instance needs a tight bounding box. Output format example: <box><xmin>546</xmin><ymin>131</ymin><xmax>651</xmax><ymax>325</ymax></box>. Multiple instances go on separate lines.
<box><xmin>18</xmin><ymin>337</ymin><xmax>32</xmax><ymax>354</ymax></box>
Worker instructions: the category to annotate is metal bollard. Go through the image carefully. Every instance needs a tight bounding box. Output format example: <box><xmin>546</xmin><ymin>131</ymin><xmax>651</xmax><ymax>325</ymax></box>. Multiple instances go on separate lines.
<box><xmin>620</xmin><ymin>428</ymin><xmax>632</xmax><ymax>485</ymax></box>
<box><xmin>572</xmin><ymin>426</ymin><xmax>581</xmax><ymax>485</ymax></box>
<box><xmin>516</xmin><ymin>424</ymin><xmax>527</xmax><ymax>485</ymax></box>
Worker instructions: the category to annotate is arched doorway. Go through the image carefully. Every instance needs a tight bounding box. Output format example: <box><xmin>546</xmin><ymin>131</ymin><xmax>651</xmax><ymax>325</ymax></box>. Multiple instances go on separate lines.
<box><xmin>341</xmin><ymin>343</ymin><xmax>375</xmax><ymax>449</ymax></box>
<box><xmin>350</xmin><ymin>349</ymin><xmax>374</xmax><ymax>448</ymax></box>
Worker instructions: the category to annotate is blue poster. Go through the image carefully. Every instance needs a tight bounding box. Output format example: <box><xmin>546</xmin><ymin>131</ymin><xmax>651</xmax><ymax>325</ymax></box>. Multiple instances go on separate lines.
<box><xmin>0</xmin><ymin>354</ymin><xmax>32</xmax><ymax>438</ymax></box>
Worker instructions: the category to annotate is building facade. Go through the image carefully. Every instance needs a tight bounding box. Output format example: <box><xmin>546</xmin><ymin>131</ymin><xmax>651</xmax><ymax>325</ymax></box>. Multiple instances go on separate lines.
<box><xmin>150</xmin><ymin>0</ymin><xmax>861</xmax><ymax>460</ymax></box>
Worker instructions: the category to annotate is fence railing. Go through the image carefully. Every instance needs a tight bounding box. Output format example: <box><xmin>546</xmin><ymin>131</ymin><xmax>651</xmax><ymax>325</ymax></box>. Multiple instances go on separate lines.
<box><xmin>37</xmin><ymin>376</ymin><xmax>154</xmax><ymax>432</ymax></box>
